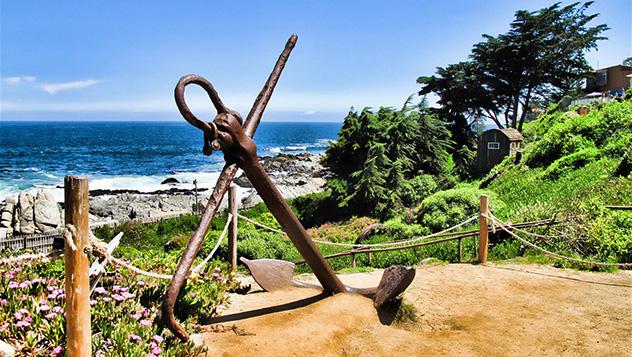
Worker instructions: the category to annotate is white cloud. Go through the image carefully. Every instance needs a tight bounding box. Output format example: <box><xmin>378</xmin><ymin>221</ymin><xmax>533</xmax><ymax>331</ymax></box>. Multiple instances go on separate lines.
<box><xmin>40</xmin><ymin>79</ymin><xmax>100</xmax><ymax>94</ymax></box>
<box><xmin>3</xmin><ymin>76</ymin><xmax>37</xmax><ymax>84</ymax></box>
<box><xmin>304</xmin><ymin>110</ymin><xmax>317</xmax><ymax>115</ymax></box>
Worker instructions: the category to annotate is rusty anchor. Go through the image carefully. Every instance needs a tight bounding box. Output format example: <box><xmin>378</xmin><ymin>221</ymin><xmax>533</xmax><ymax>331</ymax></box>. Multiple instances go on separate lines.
<box><xmin>162</xmin><ymin>34</ymin><xmax>415</xmax><ymax>342</ymax></box>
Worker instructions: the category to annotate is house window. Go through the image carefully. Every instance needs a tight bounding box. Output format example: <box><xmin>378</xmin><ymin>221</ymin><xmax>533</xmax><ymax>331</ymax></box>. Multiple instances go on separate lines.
<box><xmin>487</xmin><ymin>142</ymin><xmax>500</xmax><ymax>150</ymax></box>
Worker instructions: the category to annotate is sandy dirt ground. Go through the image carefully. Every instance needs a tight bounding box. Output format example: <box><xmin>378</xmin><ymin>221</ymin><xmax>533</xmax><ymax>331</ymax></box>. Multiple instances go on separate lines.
<box><xmin>196</xmin><ymin>263</ymin><xmax>632</xmax><ymax>356</ymax></box>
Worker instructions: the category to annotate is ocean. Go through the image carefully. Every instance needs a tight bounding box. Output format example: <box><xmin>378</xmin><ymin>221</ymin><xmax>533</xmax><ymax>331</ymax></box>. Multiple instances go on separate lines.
<box><xmin>0</xmin><ymin>121</ymin><xmax>341</xmax><ymax>201</ymax></box>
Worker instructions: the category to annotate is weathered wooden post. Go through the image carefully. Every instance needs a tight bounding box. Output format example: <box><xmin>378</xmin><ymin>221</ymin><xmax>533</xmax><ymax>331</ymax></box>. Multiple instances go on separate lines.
<box><xmin>193</xmin><ymin>179</ymin><xmax>198</xmax><ymax>215</ymax></box>
<box><xmin>64</xmin><ymin>176</ymin><xmax>91</xmax><ymax>356</ymax></box>
<box><xmin>458</xmin><ymin>238</ymin><xmax>463</xmax><ymax>263</ymax></box>
<box><xmin>478</xmin><ymin>195</ymin><xmax>489</xmax><ymax>264</ymax></box>
<box><xmin>228</xmin><ymin>184</ymin><xmax>238</xmax><ymax>271</ymax></box>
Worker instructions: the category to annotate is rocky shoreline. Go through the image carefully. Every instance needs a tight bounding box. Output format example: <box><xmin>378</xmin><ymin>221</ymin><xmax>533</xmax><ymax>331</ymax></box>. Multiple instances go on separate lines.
<box><xmin>0</xmin><ymin>153</ymin><xmax>327</xmax><ymax>239</ymax></box>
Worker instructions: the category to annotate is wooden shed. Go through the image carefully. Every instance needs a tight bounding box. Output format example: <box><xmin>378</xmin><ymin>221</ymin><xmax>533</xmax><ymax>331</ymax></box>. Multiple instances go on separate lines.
<box><xmin>476</xmin><ymin>128</ymin><xmax>523</xmax><ymax>175</ymax></box>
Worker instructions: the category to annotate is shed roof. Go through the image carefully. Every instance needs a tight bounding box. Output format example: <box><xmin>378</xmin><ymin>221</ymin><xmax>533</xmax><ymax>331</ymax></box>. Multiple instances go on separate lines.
<box><xmin>499</xmin><ymin>128</ymin><xmax>523</xmax><ymax>141</ymax></box>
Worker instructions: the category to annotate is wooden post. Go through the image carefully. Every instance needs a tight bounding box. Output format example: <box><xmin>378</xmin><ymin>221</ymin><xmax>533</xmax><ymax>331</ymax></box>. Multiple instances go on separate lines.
<box><xmin>458</xmin><ymin>238</ymin><xmax>463</xmax><ymax>263</ymax></box>
<box><xmin>64</xmin><ymin>176</ymin><xmax>91</xmax><ymax>356</ymax></box>
<box><xmin>193</xmin><ymin>179</ymin><xmax>198</xmax><ymax>215</ymax></box>
<box><xmin>478</xmin><ymin>195</ymin><xmax>489</xmax><ymax>264</ymax></box>
<box><xmin>228</xmin><ymin>184</ymin><xmax>238</xmax><ymax>271</ymax></box>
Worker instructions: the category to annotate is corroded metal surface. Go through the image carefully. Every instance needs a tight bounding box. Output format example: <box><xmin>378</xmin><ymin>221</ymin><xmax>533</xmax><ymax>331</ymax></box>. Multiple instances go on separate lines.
<box><xmin>163</xmin><ymin>34</ymin><xmax>414</xmax><ymax>342</ymax></box>
<box><xmin>162</xmin><ymin>35</ymin><xmax>298</xmax><ymax>341</ymax></box>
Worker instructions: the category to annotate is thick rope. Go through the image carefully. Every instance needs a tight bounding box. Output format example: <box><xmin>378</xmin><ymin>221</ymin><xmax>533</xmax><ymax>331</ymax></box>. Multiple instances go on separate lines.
<box><xmin>193</xmin><ymin>213</ymin><xmax>232</xmax><ymax>273</ymax></box>
<box><xmin>490</xmin><ymin>213</ymin><xmax>632</xmax><ymax>268</ymax></box>
<box><xmin>237</xmin><ymin>213</ymin><xmax>478</xmax><ymax>248</ymax></box>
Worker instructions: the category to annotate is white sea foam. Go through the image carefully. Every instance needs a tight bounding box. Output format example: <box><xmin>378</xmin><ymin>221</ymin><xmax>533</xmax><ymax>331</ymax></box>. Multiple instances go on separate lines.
<box><xmin>0</xmin><ymin>169</ymin><xmax>251</xmax><ymax>204</ymax></box>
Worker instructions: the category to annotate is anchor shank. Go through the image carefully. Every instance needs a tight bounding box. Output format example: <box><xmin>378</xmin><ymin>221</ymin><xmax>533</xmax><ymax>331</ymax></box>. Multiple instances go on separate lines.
<box><xmin>240</xmin><ymin>157</ymin><xmax>347</xmax><ymax>294</ymax></box>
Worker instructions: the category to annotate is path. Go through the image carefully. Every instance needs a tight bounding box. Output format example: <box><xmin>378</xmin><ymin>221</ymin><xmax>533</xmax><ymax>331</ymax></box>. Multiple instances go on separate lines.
<box><xmin>198</xmin><ymin>263</ymin><xmax>632</xmax><ymax>356</ymax></box>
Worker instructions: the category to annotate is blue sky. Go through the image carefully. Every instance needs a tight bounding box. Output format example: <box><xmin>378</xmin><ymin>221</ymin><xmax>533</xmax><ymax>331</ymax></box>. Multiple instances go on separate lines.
<box><xmin>1</xmin><ymin>0</ymin><xmax>630</xmax><ymax>122</ymax></box>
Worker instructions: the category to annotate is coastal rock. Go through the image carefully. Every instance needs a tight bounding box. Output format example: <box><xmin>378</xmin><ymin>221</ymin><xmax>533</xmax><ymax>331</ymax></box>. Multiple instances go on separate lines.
<box><xmin>233</xmin><ymin>174</ymin><xmax>253</xmax><ymax>188</ymax></box>
<box><xmin>161</xmin><ymin>177</ymin><xmax>180</xmax><ymax>185</ymax></box>
<box><xmin>17</xmin><ymin>192</ymin><xmax>35</xmax><ymax>234</ymax></box>
<box><xmin>33</xmin><ymin>189</ymin><xmax>62</xmax><ymax>232</ymax></box>
<box><xmin>0</xmin><ymin>198</ymin><xmax>15</xmax><ymax>231</ymax></box>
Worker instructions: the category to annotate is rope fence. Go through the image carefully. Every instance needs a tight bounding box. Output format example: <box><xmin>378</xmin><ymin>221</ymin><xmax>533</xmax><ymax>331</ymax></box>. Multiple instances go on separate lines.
<box><xmin>489</xmin><ymin>213</ymin><xmax>632</xmax><ymax>268</ymax></box>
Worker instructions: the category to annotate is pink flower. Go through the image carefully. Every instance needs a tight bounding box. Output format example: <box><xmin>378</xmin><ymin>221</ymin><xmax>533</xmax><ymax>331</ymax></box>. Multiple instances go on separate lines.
<box><xmin>14</xmin><ymin>311</ymin><xmax>24</xmax><ymax>320</ymax></box>
<box><xmin>94</xmin><ymin>287</ymin><xmax>107</xmax><ymax>295</ymax></box>
<box><xmin>8</xmin><ymin>281</ymin><xmax>18</xmax><ymax>289</ymax></box>
<box><xmin>103</xmin><ymin>297</ymin><xmax>112</xmax><ymax>303</ymax></box>
<box><xmin>211</xmin><ymin>273</ymin><xmax>221</xmax><ymax>279</ymax></box>
<box><xmin>112</xmin><ymin>294</ymin><xmax>124</xmax><ymax>302</ymax></box>
<box><xmin>39</xmin><ymin>304</ymin><xmax>50</xmax><ymax>312</ymax></box>
<box><xmin>19</xmin><ymin>281</ymin><xmax>31</xmax><ymax>289</ymax></box>
<box><xmin>152</xmin><ymin>335</ymin><xmax>164</xmax><ymax>344</ymax></box>
<box><xmin>47</xmin><ymin>286</ymin><xmax>56</xmax><ymax>292</ymax></box>
<box><xmin>129</xmin><ymin>333</ymin><xmax>141</xmax><ymax>343</ymax></box>
<box><xmin>136</xmin><ymin>281</ymin><xmax>146</xmax><ymax>286</ymax></box>
<box><xmin>47</xmin><ymin>293</ymin><xmax>58</xmax><ymax>300</ymax></box>
<box><xmin>56</xmin><ymin>293</ymin><xmax>65</xmax><ymax>300</ymax></box>
<box><xmin>213</xmin><ymin>267</ymin><xmax>221</xmax><ymax>273</ymax></box>
<box><xmin>16</xmin><ymin>320</ymin><xmax>30</xmax><ymax>328</ymax></box>
<box><xmin>52</xmin><ymin>306</ymin><xmax>63</xmax><ymax>314</ymax></box>
<box><xmin>121</xmin><ymin>292</ymin><xmax>134</xmax><ymax>299</ymax></box>
<box><xmin>139</xmin><ymin>319</ymin><xmax>151</xmax><ymax>326</ymax></box>
<box><xmin>151</xmin><ymin>346</ymin><xmax>162</xmax><ymax>355</ymax></box>
<box><xmin>52</xmin><ymin>346</ymin><xmax>63</xmax><ymax>356</ymax></box>
<box><xmin>90</xmin><ymin>300</ymin><xmax>97</xmax><ymax>306</ymax></box>
<box><xmin>112</xmin><ymin>285</ymin><xmax>122</xmax><ymax>292</ymax></box>
<box><xmin>0</xmin><ymin>299</ymin><xmax>7</xmax><ymax>306</ymax></box>
<box><xmin>45</xmin><ymin>313</ymin><xmax>57</xmax><ymax>319</ymax></box>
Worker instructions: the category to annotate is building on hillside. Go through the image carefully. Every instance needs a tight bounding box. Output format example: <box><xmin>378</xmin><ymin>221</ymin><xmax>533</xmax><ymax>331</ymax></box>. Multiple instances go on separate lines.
<box><xmin>585</xmin><ymin>64</ymin><xmax>632</xmax><ymax>95</ymax></box>
<box><xmin>475</xmin><ymin>128</ymin><xmax>523</xmax><ymax>175</ymax></box>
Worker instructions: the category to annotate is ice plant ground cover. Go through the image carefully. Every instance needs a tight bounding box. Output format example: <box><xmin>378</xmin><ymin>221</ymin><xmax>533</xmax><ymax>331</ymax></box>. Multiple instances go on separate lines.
<box><xmin>0</xmin><ymin>254</ymin><xmax>237</xmax><ymax>356</ymax></box>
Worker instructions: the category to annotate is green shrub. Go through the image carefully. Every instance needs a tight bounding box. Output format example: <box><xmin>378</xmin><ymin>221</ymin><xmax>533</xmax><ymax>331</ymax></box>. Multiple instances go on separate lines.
<box><xmin>399</xmin><ymin>174</ymin><xmax>438</xmax><ymax>207</ymax></box>
<box><xmin>291</xmin><ymin>191</ymin><xmax>342</xmax><ymax>228</ymax></box>
<box><xmin>414</xmin><ymin>186</ymin><xmax>504</xmax><ymax>232</ymax></box>
<box><xmin>543</xmin><ymin>147</ymin><xmax>600</xmax><ymax>179</ymax></box>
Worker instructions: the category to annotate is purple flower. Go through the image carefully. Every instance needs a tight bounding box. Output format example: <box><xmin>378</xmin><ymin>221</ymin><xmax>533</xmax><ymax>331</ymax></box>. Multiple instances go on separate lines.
<box><xmin>112</xmin><ymin>294</ymin><xmax>124</xmax><ymax>302</ymax></box>
<box><xmin>39</xmin><ymin>304</ymin><xmax>50</xmax><ymax>312</ymax></box>
<box><xmin>52</xmin><ymin>306</ymin><xmax>63</xmax><ymax>314</ymax></box>
<box><xmin>24</xmin><ymin>316</ymin><xmax>33</xmax><ymax>323</ymax></box>
<box><xmin>90</xmin><ymin>300</ymin><xmax>97</xmax><ymax>306</ymax></box>
<box><xmin>16</xmin><ymin>320</ymin><xmax>30</xmax><ymax>328</ymax></box>
<box><xmin>152</xmin><ymin>335</ymin><xmax>164</xmax><ymax>344</ymax></box>
<box><xmin>14</xmin><ymin>311</ymin><xmax>24</xmax><ymax>320</ymax></box>
<box><xmin>52</xmin><ymin>346</ymin><xmax>63</xmax><ymax>356</ymax></box>
<box><xmin>47</xmin><ymin>286</ymin><xmax>56</xmax><ymax>292</ymax></box>
<box><xmin>45</xmin><ymin>313</ymin><xmax>57</xmax><ymax>319</ymax></box>
<box><xmin>8</xmin><ymin>281</ymin><xmax>18</xmax><ymax>289</ymax></box>
<box><xmin>94</xmin><ymin>287</ymin><xmax>107</xmax><ymax>295</ymax></box>
<box><xmin>213</xmin><ymin>267</ymin><xmax>221</xmax><ymax>273</ymax></box>
<box><xmin>136</xmin><ymin>281</ymin><xmax>146</xmax><ymax>286</ymax></box>
<box><xmin>103</xmin><ymin>297</ymin><xmax>112</xmax><ymax>303</ymax></box>
<box><xmin>151</xmin><ymin>346</ymin><xmax>162</xmax><ymax>355</ymax></box>
<box><xmin>121</xmin><ymin>291</ymin><xmax>134</xmax><ymax>299</ymax></box>
<box><xmin>18</xmin><ymin>280</ymin><xmax>31</xmax><ymax>289</ymax></box>
<box><xmin>211</xmin><ymin>273</ymin><xmax>221</xmax><ymax>279</ymax></box>
<box><xmin>0</xmin><ymin>299</ymin><xmax>7</xmax><ymax>306</ymax></box>
<box><xmin>112</xmin><ymin>285</ymin><xmax>121</xmax><ymax>292</ymax></box>
<box><xmin>56</xmin><ymin>293</ymin><xmax>65</xmax><ymax>300</ymax></box>
<box><xmin>129</xmin><ymin>333</ymin><xmax>141</xmax><ymax>343</ymax></box>
<box><xmin>139</xmin><ymin>319</ymin><xmax>151</xmax><ymax>326</ymax></box>
<box><xmin>47</xmin><ymin>293</ymin><xmax>58</xmax><ymax>300</ymax></box>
